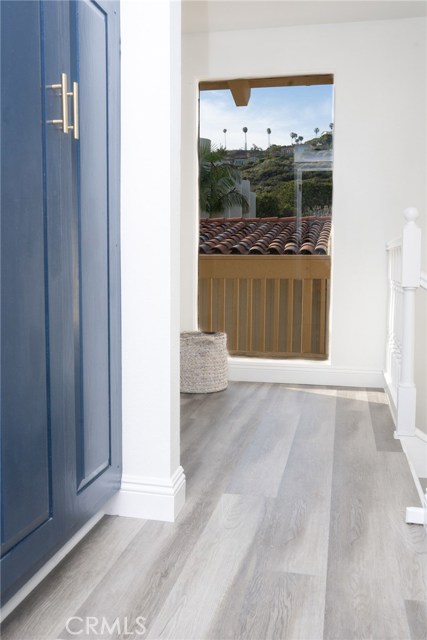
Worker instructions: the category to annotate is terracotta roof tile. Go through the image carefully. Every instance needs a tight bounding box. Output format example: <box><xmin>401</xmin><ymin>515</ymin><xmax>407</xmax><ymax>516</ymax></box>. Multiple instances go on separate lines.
<box><xmin>199</xmin><ymin>216</ymin><xmax>332</xmax><ymax>256</ymax></box>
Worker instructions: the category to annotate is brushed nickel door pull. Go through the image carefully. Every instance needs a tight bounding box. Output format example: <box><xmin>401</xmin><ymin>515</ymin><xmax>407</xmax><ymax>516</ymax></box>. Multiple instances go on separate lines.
<box><xmin>67</xmin><ymin>82</ymin><xmax>79</xmax><ymax>140</ymax></box>
<box><xmin>48</xmin><ymin>73</ymin><xmax>69</xmax><ymax>133</ymax></box>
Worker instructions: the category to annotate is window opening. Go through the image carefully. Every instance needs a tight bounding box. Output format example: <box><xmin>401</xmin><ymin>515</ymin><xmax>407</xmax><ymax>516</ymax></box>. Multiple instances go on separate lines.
<box><xmin>198</xmin><ymin>76</ymin><xmax>334</xmax><ymax>360</ymax></box>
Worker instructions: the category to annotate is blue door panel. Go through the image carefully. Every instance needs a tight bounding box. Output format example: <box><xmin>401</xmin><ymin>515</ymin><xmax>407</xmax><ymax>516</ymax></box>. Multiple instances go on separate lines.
<box><xmin>1</xmin><ymin>0</ymin><xmax>51</xmax><ymax>557</ymax></box>
<box><xmin>1</xmin><ymin>0</ymin><xmax>121</xmax><ymax>605</ymax></box>
<box><xmin>74</xmin><ymin>0</ymin><xmax>111</xmax><ymax>490</ymax></box>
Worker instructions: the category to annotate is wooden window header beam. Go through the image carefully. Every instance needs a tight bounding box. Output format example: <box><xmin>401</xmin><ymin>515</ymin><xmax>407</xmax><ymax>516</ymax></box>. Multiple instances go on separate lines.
<box><xmin>200</xmin><ymin>74</ymin><xmax>334</xmax><ymax>100</ymax></box>
<box><xmin>227</xmin><ymin>79</ymin><xmax>251</xmax><ymax>107</ymax></box>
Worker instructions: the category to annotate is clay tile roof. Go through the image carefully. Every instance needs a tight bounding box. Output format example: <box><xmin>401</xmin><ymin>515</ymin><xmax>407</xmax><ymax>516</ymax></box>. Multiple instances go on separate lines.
<box><xmin>199</xmin><ymin>216</ymin><xmax>332</xmax><ymax>256</ymax></box>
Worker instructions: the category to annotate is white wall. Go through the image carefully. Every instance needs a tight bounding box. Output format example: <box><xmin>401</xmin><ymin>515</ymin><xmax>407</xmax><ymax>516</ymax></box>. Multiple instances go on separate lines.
<box><xmin>181</xmin><ymin>17</ymin><xmax>427</xmax><ymax>401</ymax></box>
<box><xmin>107</xmin><ymin>0</ymin><xmax>185</xmax><ymax>521</ymax></box>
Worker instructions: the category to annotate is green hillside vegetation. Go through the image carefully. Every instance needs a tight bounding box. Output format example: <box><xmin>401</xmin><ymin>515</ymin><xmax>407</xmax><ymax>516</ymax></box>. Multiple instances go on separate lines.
<box><xmin>239</xmin><ymin>133</ymin><xmax>333</xmax><ymax>217</ymax></box>
<box><xmin>199</xmin><ymin>143</ymin><xmax>249</xmax><ymax>216</ymax></box>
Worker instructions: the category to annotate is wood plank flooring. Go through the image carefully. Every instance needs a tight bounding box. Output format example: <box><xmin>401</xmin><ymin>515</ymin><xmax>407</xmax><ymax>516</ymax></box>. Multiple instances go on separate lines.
<box><xmin>2</xmin><ymin>382</ymin><xmax>426</xmax><ymax>640</ymax></box>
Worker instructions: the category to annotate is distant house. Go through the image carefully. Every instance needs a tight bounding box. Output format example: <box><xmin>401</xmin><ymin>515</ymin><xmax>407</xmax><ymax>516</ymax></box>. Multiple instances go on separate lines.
<box><xmin>281</xmin><ymin>146</ymin><xmax>294</xmax><ymax>156</ymax></box>
<box><xmin>226</xmin><ymin>149</ymin><xmax>261</xmax><ymax>165</ymax></box>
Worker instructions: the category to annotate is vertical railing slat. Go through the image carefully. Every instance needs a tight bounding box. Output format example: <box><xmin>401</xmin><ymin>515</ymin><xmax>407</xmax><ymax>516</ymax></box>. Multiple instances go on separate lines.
<box><xmin>273</xmin><ymin>278</ymin><xmax>280</xmax><ymax>352</ymax></box>
<box><xmin>218</xmin><ymin>278</ymin><xmax>225</xmax><ymax>332</ymax></box>
<box><xmin>233</xmin><ymin>278</ymin><xmax>239</xmax><ymax>351</ymax></box>
<box><xmin>319</xmin><ymin>279</ymin><xmax>326</xmax><ymax>355</ymax></box>
<box><xmin>260</xmin><ymin>278</ymin><xmax>266</xmax><ymax>353</ymax></box>
<box><xmin>208</xmin><ymin>278</ymin><xmax>213</xmax><ymax>332</ymax></box>
<box><xmin>302</xmin><ymin>279</ymin><xmax>313</xmax><ymax>353</ymax></box>
<box><xmin>286</xmin><ymin>279</ymin><xmax>294</xmax><ymax>354</ymax></box>
<box><xmin>247</xmin><ymin>278</ymin><xmax>253</xmax><ymax>352</ymax></box>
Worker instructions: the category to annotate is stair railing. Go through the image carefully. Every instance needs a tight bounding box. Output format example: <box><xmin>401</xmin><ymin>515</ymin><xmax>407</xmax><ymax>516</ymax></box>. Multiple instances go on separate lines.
<box><xmin>386</xmin><ymin>208</ymin><xmax>426</xmax><ymax>526</ymax></box>
<box><xmin>385</xmin><ymin>208</ymin><xmax>421</xmax><ymax>435</ymax></box>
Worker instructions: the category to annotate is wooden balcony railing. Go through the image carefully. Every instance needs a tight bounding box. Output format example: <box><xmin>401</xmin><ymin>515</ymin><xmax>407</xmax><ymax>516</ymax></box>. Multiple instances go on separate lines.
<box><xmin>199</xmin><ymin>255</ymin><xmax>330</xmax><ymax>359</ymax></box>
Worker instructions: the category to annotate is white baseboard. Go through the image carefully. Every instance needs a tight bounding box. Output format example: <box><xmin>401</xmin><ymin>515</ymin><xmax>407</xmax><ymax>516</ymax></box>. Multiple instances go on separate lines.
<box><xmin>397</xmin><ymin>429</ymin><xmax>427</xmax><ymax>479</ymax></box>
<box><xmin>105</xmin><ymin>466</ymin><xmax>186</xmax><ymax>522</ymax></box>
<box><xmin>383</xmin><ymin>373</ymin><xmax>397</xmax><ymax>424</ymax></box>
<box><xmin>383</xmin><ymin>372</ymin><xmax>427</xmax><ymax>479</ymax></box>
<box><xmin>406</xmin><ymin>505</ymin><xmax>427</xmax><ymax>526</ymax></box>
<box><xmin>0</xmin><ymin>511</ymin><xmax>104</xmax><ymax>623</ymax></box>
<box><xmin>400</xmin><ymin>432</ymin><xmax>427</xmax><ymax>530</ymax></box>
<box><xmin>228</xmin><ymin>357</ymin><xmax>384</xmax><ymax>388</ymax></box>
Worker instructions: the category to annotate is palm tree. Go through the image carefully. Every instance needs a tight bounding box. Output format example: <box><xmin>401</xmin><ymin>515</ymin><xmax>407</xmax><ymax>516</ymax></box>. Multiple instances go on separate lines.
<box><xmin>329</xmin><ymin>122</ymin><xmax>334</xmax><ymax>131</ymax></box>
<box><xmin>243</xmin><ymin>127</ymin><xmax>248</xmax><ymax>151</ymax></box>
<box><xmin>199</xmin><ymin>141</ymin><xmax>249</xmax><ymax>217</ymax></box>
<box><xmin>223</xmin><ymin>128</ymin><xmax>227</xmax><ymax>148</ymax></box>
<box><xmin>290</xmin><ymin>132</ymin><xmax>297</xmax><ymax>145</ymax></box>
<box><xmin>314</xmin><ymin>127</ymin><xmax>320</xmax><ymax>137</ymax></box>
<box><xmin>267</xmin><ymin>128</ymin><xmax>271</xmax><ymax>147</ymax></box>
<box><xmin>297</xmin><ymin>135</ymin><xmax>304</xmax><ymax>144</ymax></box>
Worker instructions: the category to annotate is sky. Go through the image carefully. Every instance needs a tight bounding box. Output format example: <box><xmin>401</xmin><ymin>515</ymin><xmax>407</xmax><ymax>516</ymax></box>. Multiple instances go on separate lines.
<box><xmin>199</xmin><ymin>84</ymin><xmax>334</xmax><ymax>150</ymax></box>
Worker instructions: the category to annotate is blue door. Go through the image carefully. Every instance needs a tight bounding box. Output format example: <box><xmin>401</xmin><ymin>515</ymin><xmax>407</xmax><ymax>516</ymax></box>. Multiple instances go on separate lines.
<box><xmin>1</xmin><ymin>0</ymin><xmax>121</xmax><ymax>605</ymax></box>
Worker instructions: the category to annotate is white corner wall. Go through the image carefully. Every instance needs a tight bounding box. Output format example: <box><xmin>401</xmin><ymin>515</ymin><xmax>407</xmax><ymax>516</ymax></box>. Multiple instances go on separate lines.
<box><xmin>107</xmin><ymin>0</ymin><xmax>185</xmax><ymax>522</ymax></box>
<box><xmin>181</xmin><ymin>16</ymin><xmax>427</xmax><ymax>392</ymax></box>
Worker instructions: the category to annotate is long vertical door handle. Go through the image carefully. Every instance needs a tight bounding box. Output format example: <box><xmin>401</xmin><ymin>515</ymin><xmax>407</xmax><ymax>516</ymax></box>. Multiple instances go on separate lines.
<box><xmin>48</xmin><ymin>73</ymin><xmax>69</xmax><ymax>133</ymax></box>
<box><xmin>68</xmin><ymin>82</ymin><xmax>79</xmax><ymax>140</ymax></box>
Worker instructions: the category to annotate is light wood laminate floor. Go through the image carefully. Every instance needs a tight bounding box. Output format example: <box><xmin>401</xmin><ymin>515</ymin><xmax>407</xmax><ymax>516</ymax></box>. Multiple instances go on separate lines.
<box><xmin>2</xmin><ymin>383</ymin><xmax>427</xmax><ymax>640</ymax></box>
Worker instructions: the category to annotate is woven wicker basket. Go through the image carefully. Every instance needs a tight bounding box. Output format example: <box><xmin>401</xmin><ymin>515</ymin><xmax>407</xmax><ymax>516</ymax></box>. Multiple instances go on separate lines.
<box><xmin>180</xmin><ymin>331</ymin><xmax>228</xmax><ymax>393</ymax></box>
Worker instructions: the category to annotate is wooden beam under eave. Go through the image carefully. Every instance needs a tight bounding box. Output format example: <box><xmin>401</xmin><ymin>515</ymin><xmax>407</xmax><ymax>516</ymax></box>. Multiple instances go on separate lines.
<box><xmin>200</xmin><ymin>74</ymin><xmax>334</xmax><ymax>93</ymax></box>
<box><xmin>228</xmin><ymin>79</ymin><xmax>251</xmax><ymax>107</ymax></box>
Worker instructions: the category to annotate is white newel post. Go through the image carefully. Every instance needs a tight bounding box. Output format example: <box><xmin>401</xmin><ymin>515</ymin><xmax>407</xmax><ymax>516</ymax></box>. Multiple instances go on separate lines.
<box><xmin>396</xmin><ymin>208</ymin><xmax>421</xmax><ymax>437</ymax></box>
